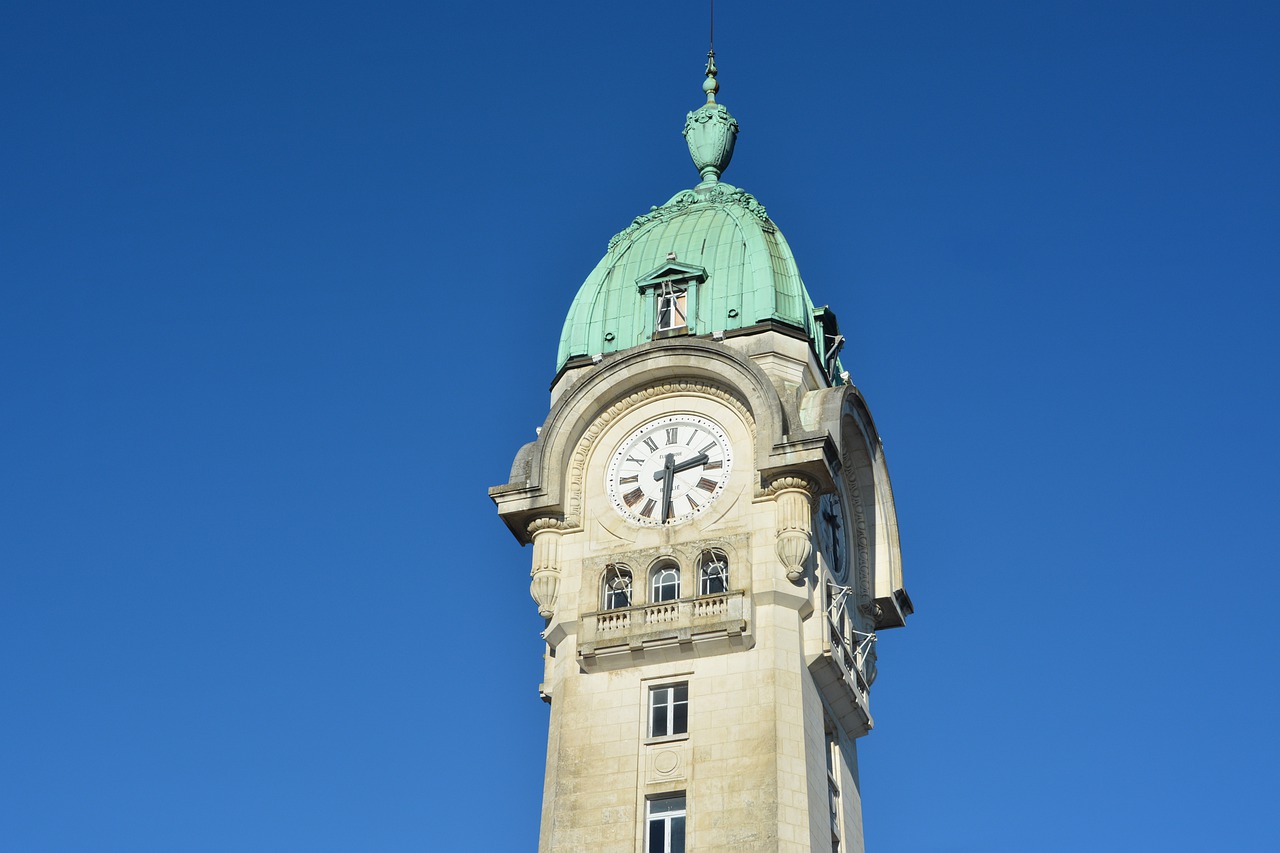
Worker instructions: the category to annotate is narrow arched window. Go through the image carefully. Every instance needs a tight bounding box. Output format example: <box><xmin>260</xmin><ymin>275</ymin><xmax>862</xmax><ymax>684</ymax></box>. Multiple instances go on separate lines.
<box><xmin>698</xmin><ymin>549</ymin><xmax>729</xmax><ymax>596</ymax></box>
<box><xmin>651</xmin><ymin>562</ymin><xmax>681</xmax><ymax>603</ymax></box>
<box><xmin>602</xmin><ymin>564</ymin><xmax>633</xmax><ymax>610</ymax></box>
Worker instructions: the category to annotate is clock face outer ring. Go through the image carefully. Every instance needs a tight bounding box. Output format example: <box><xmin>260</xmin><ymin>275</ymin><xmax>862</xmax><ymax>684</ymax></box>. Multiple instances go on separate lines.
<box><xmin>605</xmin><ymin>414</ymin><xmax>733</xmax><ymax>527</ymax></box>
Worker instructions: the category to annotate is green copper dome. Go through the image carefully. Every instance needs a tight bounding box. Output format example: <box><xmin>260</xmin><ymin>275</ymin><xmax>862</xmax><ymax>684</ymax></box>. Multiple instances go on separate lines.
<box><xmin>556</xmin><ymin>182</ymin><xmax>825</xmax><ymax>371</ymax></box>
<box><xmin>556</xmin><ymin>53</ymin><xmax>842</xmax><ymax>376</ymax></box>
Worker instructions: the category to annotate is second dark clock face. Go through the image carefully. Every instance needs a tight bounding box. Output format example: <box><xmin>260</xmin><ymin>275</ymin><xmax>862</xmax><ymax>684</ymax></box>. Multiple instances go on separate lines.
<box><xmin>817</xmin><ymin>493</ymin><xmax>847</xmax><ymax>581</ymax></box>
<box><xmin>606</xmin><ymin>414</ymin><xmax>732</xmax><ymax>526</ymax></box>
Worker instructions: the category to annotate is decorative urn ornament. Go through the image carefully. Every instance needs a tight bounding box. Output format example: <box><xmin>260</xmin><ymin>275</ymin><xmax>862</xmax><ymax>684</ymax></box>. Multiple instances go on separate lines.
<box><xmin>683</xmin><ymin>50</ymin><xmax>739</xmax><ymax>184</ymax></box>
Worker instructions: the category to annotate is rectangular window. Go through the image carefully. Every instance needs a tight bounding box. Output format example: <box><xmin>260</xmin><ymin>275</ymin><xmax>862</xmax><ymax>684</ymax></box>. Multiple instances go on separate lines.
<box><xmin>648</xmin><ymin>683</ymin><xmax>688</xmax><ymax>738</ymax></box>
<box><xmin>646</xmin><ymin>794</ymin><xmax>686</xmax><ymax>853</ymax></box>
<box><xmin>656</xmin><ymin>283</ymin><xmax>688</xmax><ymax>331</ymax></box>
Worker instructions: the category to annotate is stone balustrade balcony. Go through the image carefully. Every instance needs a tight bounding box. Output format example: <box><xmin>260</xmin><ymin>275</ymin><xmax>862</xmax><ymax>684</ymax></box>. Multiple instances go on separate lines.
<box><xmin>578</xmin><ymin>590</ymin><xmax>751</xmax><ymax>669</ymax></box>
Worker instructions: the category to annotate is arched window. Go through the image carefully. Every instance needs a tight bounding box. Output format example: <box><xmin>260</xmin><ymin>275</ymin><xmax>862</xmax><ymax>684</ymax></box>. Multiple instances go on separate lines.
<box><xmin>698</xmin><ymin>549</ymin><xmax>729</xmax><ymax>596</ymax></box>
<box><xmin>651</xmin><ymin>562</ymin><xmax>681</xmax><ymax>603</ymax></box>
<box><xmin>602</xmin><ymin>564</ymin><xmax>633</xmax><ymax>610</ymax></box>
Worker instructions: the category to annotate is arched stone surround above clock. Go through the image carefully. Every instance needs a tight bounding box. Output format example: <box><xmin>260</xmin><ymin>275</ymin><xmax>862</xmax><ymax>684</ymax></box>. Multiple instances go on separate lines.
<box><xmin>492</xmin><ymin>337</ymin><xmax>796</xmax><ymax>542</ymax></box>
<box><xmin>578</xmin><ymin>390</ymin><xmax>753</xmax><ymax>541</ymax></box>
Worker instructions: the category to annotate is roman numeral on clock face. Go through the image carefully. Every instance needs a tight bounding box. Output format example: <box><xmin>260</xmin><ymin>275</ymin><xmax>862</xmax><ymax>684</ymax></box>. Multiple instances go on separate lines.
<box><xmin>640</xmin><ymin>499</ymin><xmax>657</xmax><ymax>518</ymax></box>
<box><xmin>623</xmin><ymin>487</ymin><xmax>644</xmax><ymax>507</ymax></box>
<box><xmin>686</xmin><ymin>493</ymin><xmax>701</xmax><ymax>511</ymax></box>
<box><xmin>699</xmin><ymin>441</ymin><xmax>717</xmax><ymax>455</ymax></box>
<box><xmin>642</xmin><ymin>437</ymin><xmax>659</xmax><ymax>453</ymax></box>
<box><xmin>704</xmin><ymin>460</ymin><xmax>722</xmax><ymax>470</ymax></box>
<box><xmin>619</xmin><ymin>475</ymin><xmax>638</xmax><ymax>485</ymax></box>
<box><xmin>666</xmin><ymin>427</ymin><xmax>678</xmax><ymax>445</ymax></box>
<box><xmin>697</xmin><ymin>477</ymin><xmax>718</xmax><ymax>493</ymax></box>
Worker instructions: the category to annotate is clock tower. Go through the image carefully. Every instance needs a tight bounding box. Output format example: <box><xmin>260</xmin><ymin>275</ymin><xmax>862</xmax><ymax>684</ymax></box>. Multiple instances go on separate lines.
<box><xmin>491</xmin><ymin>54</ymin><xmax>912</xmax><ymax>853</ymax></box>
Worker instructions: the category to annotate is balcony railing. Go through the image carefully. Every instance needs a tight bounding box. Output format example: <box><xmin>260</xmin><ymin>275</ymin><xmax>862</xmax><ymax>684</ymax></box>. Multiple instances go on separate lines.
<box><xmin>808</xmin><ymin>612</ymin><xmax>874</xmax><ymax>737</ymax></box>
<box><xmin>827</xmin><ymin>616</ymin><xmax>871</xmax><ymax>696</ymax></box>
<box><xmin>579</xmin><ymin>590</ymin><xmax>749</xmax><ymax>666</ymax></box>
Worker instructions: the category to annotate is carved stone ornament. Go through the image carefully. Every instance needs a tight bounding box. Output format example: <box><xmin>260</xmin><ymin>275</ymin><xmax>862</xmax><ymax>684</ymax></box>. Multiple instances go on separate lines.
<box><xmin>768</xmin><ymin>474</ymin><xmax>817</xmax><ymax>583</ymax></box>
<box><xmin>764</xmin><ymin>474</ymin><xmax>818</xmax><ymax>497</ymax></box>
<box><xmin>607</xmin><ymin>183</ymin><xmax>773</xmax><ymax>250</ymax></box>
<box><xmin>526</xmin><ymin>517</ymin><xmax>566</xmax><ymax>536</ymax></box>
<box><xmin>527</xmin><ymin>517</ymin><xmax>566</xmax><ymax>619</ymax></box>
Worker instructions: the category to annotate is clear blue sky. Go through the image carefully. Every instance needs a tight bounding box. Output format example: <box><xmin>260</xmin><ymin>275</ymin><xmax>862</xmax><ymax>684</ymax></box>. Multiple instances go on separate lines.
<box><xmin>3</xmin><ymin>1</ymin><xmax>1278</xmax><ymax>850</ymax></box>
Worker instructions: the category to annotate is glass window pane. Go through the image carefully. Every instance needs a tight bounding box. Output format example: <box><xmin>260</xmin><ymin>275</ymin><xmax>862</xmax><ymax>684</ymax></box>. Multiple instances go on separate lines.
<box><xmin>673</xmin><ymin>702</ymin><xmax>687</xmax><ymax>735</ymax></box>
<box><xmin>652</xmin><ymin>703</ymin><xmax>668</xmax><ymax>737</ymax></box>
<box><xmin>650</xmin><ymin>795</ymin><xmax>684</xmax><ymax>814</ymax></box>
<box><xmin>671</xmin><ymin>816</ymin><xmax>685</xmax><ymax>853</ymax></box>
<box><xmin>657</xmin><ymin>286</ymin><xmax>689</xmax><ymax>332</ymax></box>
<box><xmin>653</xmin><ymin>568</ymin><xmax>680</xmax><ymax>602</ymax></box>
<box><xmin>699</xmin><ymin>552</ymin><xmax>727</xmax><ymax>595</ymax></box>
<box><xmin>648</xmin><ymin>820</ymin><xmax>664</xmax><ymax>853</ymax></box>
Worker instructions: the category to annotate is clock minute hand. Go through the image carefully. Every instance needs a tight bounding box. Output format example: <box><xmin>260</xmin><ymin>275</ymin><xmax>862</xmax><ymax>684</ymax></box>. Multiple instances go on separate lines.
<box><xmin>659</xmin><ymin>453</ymin><xmax>675</xmax><ymax>523</ymax></box>
<box><xmin>670</xmin><ymin>452</ymin><xmax>709</xmax><ymax>475</ymax></box>
<box><xmin>652</xmin><ymin>453</ymin><xmax>709</xmax><ymax>482</ymax></box>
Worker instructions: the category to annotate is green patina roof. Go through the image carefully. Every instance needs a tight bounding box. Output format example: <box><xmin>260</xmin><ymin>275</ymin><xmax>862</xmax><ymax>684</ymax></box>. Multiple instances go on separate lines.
<box><xmin>556</xmin><ymin>53</ymin><xmax>843</xmax><ymax>376</ymax></box>
<box><xmin>556</xmin><ymin>183</ymin><xmax>824</xmax><ymax>370</ymax></box>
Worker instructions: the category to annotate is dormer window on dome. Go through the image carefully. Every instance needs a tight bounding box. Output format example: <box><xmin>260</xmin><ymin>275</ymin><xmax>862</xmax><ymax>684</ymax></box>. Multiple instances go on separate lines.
<box><xmin>656</xmin><ymin>281</ymin><xmax>688</xmax><ymax>332</ymax></box>
<box><xmin>637</xmin><ymin>261</ymin><xmax>708</xmax><ymax>339</ymax></box>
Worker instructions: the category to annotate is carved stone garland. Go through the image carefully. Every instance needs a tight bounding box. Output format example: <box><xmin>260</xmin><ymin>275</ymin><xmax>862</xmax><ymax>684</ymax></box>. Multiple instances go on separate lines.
<box><xmin>527</xmin><ymin>517</ymin><xmax>566</xmax><ymax>619</ymax></box>
<box><xmin>767</xmin><ymin>474</ymin><xmax>817</xmax><ymax>583</ymax></box>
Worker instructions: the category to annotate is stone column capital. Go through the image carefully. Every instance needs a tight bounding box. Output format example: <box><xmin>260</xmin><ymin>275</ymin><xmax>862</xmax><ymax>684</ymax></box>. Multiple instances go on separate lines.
<box><xmin>527</xmin><ymin>516</ymin><xmax>567</xmax><ymax>537</ymax></box>
<box><xmin>764</xmin><ymin>473</ymin><xmax>819</xmax><ymax>497</ymax></box>
<box><xmin>769</xmin><ymin>473</ymin><xmax>817</xmax><ymax>584</ymax></box>
<box><xmin>527</xmin><ymin>517</ymin><xmax>566</xmax><ymax>620</ymax></box>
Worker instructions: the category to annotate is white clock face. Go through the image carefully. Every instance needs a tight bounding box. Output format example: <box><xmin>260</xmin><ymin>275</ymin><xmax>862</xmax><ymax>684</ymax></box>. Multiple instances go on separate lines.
<box><xmin>606</xmin><ymin>414</ymin><xmax>733</xmax><ymax>526</ymax></box>
<box><xmin>817</xmin><ymin>493</ymin><xmax>847</xmax><ymax>582</ymax></box>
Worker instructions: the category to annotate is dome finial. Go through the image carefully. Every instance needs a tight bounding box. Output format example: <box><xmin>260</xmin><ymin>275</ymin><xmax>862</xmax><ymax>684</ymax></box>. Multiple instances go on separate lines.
<box><xmin>684</xmin><ymin>45</ymin><xmax>739</xmax><ymax>186</ymax></box>
<box><xmin>703</xmin><ymin>49</ymin><xmax>718</xmax><ymax>104</ymax></box>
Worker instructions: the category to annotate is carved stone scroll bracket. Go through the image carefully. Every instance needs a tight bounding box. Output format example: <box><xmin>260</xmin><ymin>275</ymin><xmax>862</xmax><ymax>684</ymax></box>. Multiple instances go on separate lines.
<box><xmin>527</xmin><ymin>517</ymin><xmax>567</xmax><ymax>619</ymax></box>
<box><xmin>766</xmin><ymin>474</ymin><xmax>817</xmax><ymax>584</ymax></box>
